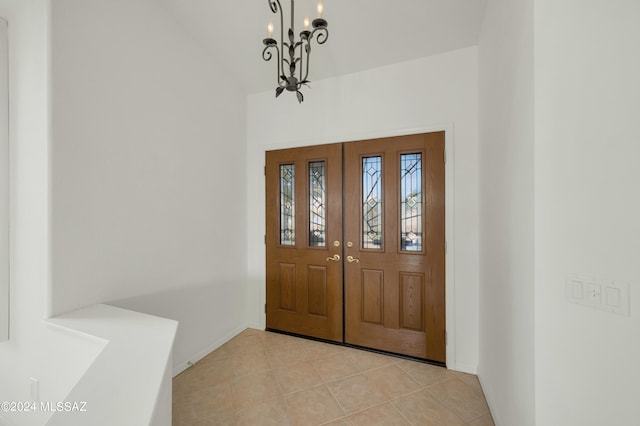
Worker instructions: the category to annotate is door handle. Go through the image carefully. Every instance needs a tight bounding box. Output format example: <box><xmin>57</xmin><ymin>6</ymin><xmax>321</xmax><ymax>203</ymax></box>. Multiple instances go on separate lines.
<box><xmin>346</xmin><ymin>256</ymin><xmax>360</xmax><ymax>263</ymax></box>
<box><xmin>326</xmin><ymin>254</ymin><xmax>341</xmax><ymax>262</ymax></box>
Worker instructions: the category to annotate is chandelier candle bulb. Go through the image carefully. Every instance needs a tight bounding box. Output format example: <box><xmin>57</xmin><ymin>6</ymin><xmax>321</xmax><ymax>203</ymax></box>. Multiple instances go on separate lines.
<box><xmin>267</xmin><ymin>21</ymin><xmax>274</xmax><ymax>37</ymax></box>
<box><xmin>304</xmin><ymin>16</ymin><xmax>310</xmax><ymax>30</ymax></box>
<box><xmin>317</xmin><ymin>1</ymin><xmax>324</xmax><ymax>18</ymax></box>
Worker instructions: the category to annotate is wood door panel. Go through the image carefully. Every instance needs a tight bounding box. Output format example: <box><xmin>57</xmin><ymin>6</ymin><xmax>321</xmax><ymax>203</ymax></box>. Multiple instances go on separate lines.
<box><xmin>307</xmin><ymin>265</ymin><xmax>328</xmax><ymax>317</ymax></box>
<box><xmin>344</xmin><ymin>132</ymin><xmax>446</xmax><ymax>363</ymax></box>
<box><xmin>399</xmin><ymin>272</ymin><xmax>424</xmax><ymax>331</ymax></box>
<box><xmin>278</xmin><ymin>263</ymin><xmax>297</xmax><ymax>311</ymax></box>
<box><xmin>361</xmin><ymin>269</ymin><xmax>384</xmax><ymax>325</ymax></box>
<box><xmin>266</xmin><ymin>144</ymin><xmax>343</xmax><ymax>342</ymax></box>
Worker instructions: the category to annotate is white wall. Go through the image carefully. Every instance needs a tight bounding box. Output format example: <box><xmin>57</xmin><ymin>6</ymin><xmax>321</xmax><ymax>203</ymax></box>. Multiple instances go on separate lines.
<box><xmin>535</xmin><ymin>1</ymin><xmax>640</xmax><ymax>425</ymax></box>
<box><xmin>50</xmin><ymin>0</ymin><xmax>248</xmax><ymax>369</ymax></box>
<box><xmin>247</xmin><ymin>47</ymin><xmax>480</xmax><ymax>372</ymax></box>
<box><xmin>0</xmin><ymin>2</ymin><xmax>104</xmax><ymax>425</ymax></box>
<box><xmin>0</xmin><ymin>16</ymin><xmax>8</xmax><ymax>343</ymax></box>
<box><xmin>111</xmin><ymin>282</ymin><xmax>246</xmax><ymax>374</ymax></box>
<box><xmin>477</xmin><ymin>0</ymin><xmax>534</xmax><ymax>425</ymax></box>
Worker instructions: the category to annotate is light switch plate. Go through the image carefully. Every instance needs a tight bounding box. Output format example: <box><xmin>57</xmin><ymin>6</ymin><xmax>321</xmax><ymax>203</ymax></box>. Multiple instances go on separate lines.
<box><xmin>566</xmin><ymin>274</ymin><xmax>631</xmax><ymax>317</ymax></box>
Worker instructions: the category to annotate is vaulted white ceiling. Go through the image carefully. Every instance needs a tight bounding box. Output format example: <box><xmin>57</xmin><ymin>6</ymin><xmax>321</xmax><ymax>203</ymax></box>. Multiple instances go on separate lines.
<box><xmin>158</xmin><ymin>0</ymin><xmax>488</xmax><ymax>94</ymax></box>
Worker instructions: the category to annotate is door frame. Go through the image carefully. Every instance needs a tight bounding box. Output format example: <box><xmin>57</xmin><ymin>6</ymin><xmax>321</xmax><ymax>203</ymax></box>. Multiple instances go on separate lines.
<box><xmin>257</xmin><ymin>124</ymin><xmax>457</xmax><ymax>370</ymax></box>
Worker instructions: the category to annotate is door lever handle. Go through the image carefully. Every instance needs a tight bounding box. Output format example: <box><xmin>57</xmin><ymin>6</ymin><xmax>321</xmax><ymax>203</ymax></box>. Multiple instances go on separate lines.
<box><xmin>346</xmin><ymin>256</ymin><xmax>360</xmax><ymax>263</ymax></box>
<box><xmin>326</xmin><ymin>254</ymin><xmax>341</xmax><ymax>262</ymax></box>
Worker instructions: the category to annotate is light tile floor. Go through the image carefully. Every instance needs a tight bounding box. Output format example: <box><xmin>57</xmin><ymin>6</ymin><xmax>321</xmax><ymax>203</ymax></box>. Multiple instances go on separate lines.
<box><xmin>172</xmin><ymin>329</ymin><xmax>494</xmax><ymax>426</ymax></box>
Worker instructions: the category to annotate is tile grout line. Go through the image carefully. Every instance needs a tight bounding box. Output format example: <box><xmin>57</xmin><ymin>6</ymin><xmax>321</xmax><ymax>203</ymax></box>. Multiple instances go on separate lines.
<box><xmin>323</xmin><ymin>381</ymin><xmax>349</xmax><ymax>422</ymax></box>
<box><xmin>389</xmin><ymin>399</ymin><xmax>415</xmax><ymax>426</ymax></box>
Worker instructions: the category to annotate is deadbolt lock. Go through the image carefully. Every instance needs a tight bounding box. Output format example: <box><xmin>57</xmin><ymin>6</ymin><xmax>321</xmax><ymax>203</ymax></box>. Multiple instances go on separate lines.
<box><xmin>346</xmin><ymin>241</ymin><xmax>354</xmax><ymax>248</ymax></box>
<box><xmin>333</xmin><ymin>241</ymin><xmax>341</xmax><ymax>247</ymax></box>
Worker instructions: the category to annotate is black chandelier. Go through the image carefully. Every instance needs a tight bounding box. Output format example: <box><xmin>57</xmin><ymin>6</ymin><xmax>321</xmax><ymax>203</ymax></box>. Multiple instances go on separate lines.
<box><xmin>262</xmin><ymin>0</ymin><xmax>329</xmax><ymax>103</ymax></box>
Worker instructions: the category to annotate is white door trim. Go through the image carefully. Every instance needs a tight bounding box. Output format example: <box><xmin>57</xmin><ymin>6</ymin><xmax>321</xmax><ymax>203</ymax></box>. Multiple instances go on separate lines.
<box><xmin>259</xmin><ymin>123</ymin><xmax>458</xmax><ymax>370</ymax></box>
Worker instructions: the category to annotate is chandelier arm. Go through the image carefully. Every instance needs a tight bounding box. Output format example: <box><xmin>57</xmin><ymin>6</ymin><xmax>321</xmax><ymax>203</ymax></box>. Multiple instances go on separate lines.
<box><xmin>301</xmin><ymin>27</ymin><xmax>327</xmax><ymax>82</ymax></box>
<box><xmin>281</xmin><ymin>54</ymin><xmax>290</xmax><ymax>82</ymax></box>
<box><xmin>262</xmin><ymin>45</ymin><xmax>285</xmax><ymax>87</ymax></box>
<box><xmin>278</xmin><ymin>0</ymin><xmax>284</xmax><ymax>66</ymax></box>
<box><xmin>299</xmin><ymin>41</ymin><xmax>305</xmax><ymax>83</ymax></box>
<box><xmin>302</xmin><ymin>42</ymin><xmax>312</xmax><ymax>83</ymax></box>
<box><xmin>269</xmin><ymin>0</ymin><xmax>285</xmax><ymax>83</ymax></box>
<box><xmin>310</xmin><ymin>26</ymin><xmax>329</xmax><ymax>45</ymax></box>
<box><xmin>277</xmin><ymin>45</ymin><xmax>286</xmax><ymax>87</ymax></box>
<box><xmin>289</xmin><ymin>0</ymin><xmax>295</xmax><ymax>34</ymax></box>
<box><xmin>262</xmin><ymin>45</ymin><xmax>274</xmax><ymax>62</ymax></box>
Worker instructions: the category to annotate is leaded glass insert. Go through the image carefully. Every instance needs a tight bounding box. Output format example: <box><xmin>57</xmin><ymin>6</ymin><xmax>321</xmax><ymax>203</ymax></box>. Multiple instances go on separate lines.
<box><xmin>309</xmin><ymin>161</ymin><xmax>326</xmax><ymax>247</ymax></box>
<box><xmin>280</xmin><ymin>164</ymin><xmax>295</xmax><ymax>245</ymax></box>
<box><xmin>400</xmin><ymin>153</ymin><xmax>423</xmax><ymax>251</ymax></box>
<box><xmin>362</xmin><ymin>156</ymin><xmax>383</xmax><ymax>250</ymax></box>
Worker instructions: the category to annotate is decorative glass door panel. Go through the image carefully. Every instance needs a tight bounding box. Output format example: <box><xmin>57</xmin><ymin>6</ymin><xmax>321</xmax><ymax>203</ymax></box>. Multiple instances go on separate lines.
<box><xmin>280</xmin><ymin>164</ymin><xmax>295</xmax><ymax>245</ymax></box>
<box><xmin>309</xmin><ymin>161</ymin><xmax>326</xmax><ymax>247</ymax></box>
<box><xmin>362</xmin><ymin>156</ymin><xmax>383</xmax><ymax>250</ymax></box>
<box><xmin>400</xmin><ymin>153</ymin><xmax>423</xmax><ymax>252</ymax></box>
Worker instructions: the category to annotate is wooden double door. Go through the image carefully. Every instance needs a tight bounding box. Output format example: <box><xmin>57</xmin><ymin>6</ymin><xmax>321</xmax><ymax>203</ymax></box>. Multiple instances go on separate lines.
<box><xmin>265</xmin><ymin>132</ymin><xmax>446</xmax><ymax>363</ymax></box>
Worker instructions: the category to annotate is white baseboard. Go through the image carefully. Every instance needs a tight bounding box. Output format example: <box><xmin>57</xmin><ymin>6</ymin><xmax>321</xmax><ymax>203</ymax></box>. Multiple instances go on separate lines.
<box><xmin>475</xmin><ymin>369</ymin><xmax>499</xmax><ymax>425</ymax></box>
<box><xmin>172</xmin><ymin>325</ymin><xmax>247</xmax><ymax>376</ymax></box>
<box><xmin>247</xmin><ymin>322</ymin><xmax>263</xmax><ymax>331</ymax></box>
<box><xmin>449</xmin><ymin>361</ymin><xmax>478</xmax><ymax>375</ymax></box>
